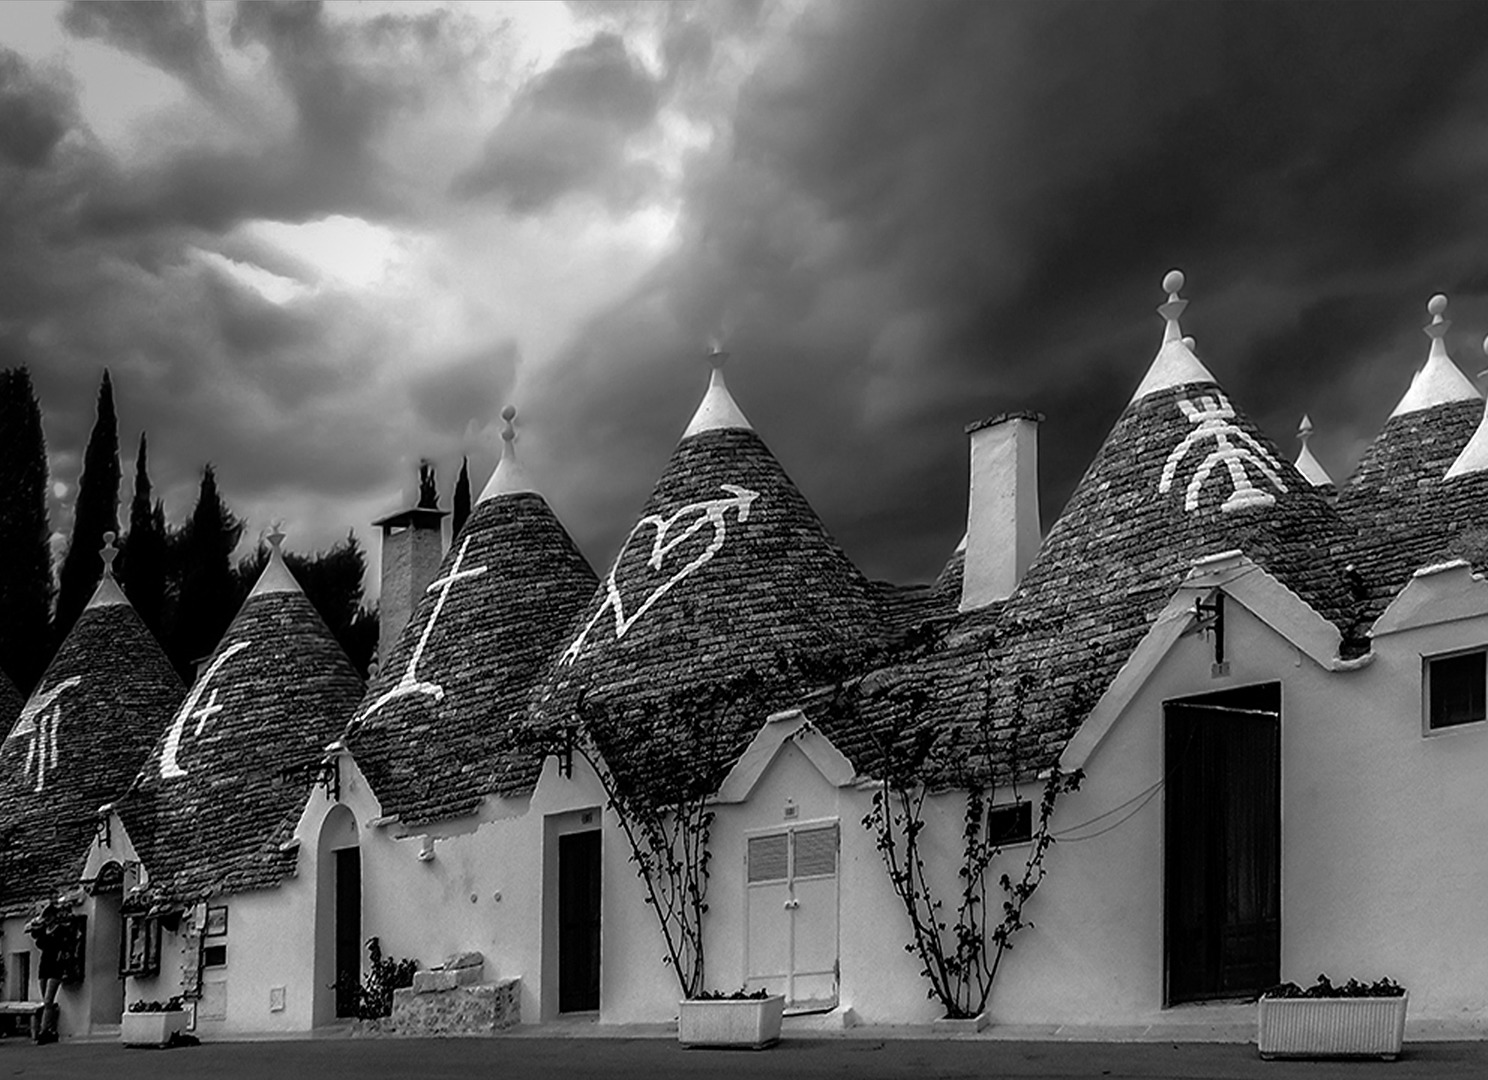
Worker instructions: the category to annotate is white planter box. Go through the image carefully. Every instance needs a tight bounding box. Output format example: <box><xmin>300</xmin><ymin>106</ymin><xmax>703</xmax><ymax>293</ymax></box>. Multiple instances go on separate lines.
<box><xmin>678</xmin><ymin>995</ymin><xmax>785</xmax><ymax>1049</ymax></box>
<box><xmin>121</xmin><ymin>1010</ymin><xmax>188</xmax><ymax>1048</ymax></box>
<box><xmin>931</xmin><ymin>1011</ymin><xmax>989</xmax><ymax>1034</ymax></box>
<box><xmin>1257</xmin><ymin>994</ymin><xmax>1408</xmax><ymax>1060</ymax></box>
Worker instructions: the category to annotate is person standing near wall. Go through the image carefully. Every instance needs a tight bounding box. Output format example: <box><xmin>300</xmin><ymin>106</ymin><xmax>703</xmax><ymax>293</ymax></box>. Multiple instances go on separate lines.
<box><xmin>25</xmin><ymin>899</ymin><xmax>73</xmax><ymax>1044</ymax></box>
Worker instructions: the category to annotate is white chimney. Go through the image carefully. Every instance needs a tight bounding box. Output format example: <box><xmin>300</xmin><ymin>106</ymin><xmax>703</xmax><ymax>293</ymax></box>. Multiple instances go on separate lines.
<box><xmin>960</xmin><ymin>411</ymin><xmax>1042</xmax><ymax>611</ymax></box>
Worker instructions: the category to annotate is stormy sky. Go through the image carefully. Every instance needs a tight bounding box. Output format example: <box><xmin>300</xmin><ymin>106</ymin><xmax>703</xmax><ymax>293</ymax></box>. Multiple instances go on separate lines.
<box><xmin>5</xmin><ymin>0</ymin><xmax>1488</xmax><ymax>593</ymax></box>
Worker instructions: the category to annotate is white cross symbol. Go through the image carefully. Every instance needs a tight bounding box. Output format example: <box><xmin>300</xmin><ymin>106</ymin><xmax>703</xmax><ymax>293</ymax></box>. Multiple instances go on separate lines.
<box><xmin>359</xmin><ymin>534</ymin><xmax>488</xmax><ymax>721</ymax></box>
<box><xmin>160</xmin><ymin>640</ymin><xmax>252</xmax><ymax>779</ymax></box>
<box><xmin>4</xmin><ymin>677</ymin><xmax>82</xmax><ymax>794</ymax></box>
<box><xmin>192</xmin><ymin>689</ymin><xmax>224</xmax><ymax>737</ymax></box>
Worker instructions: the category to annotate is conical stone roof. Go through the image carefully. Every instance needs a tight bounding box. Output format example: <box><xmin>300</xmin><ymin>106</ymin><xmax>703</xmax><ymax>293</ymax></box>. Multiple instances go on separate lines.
<box><xmin>1338</xmin><ymin>297</ymin><xmax>1484</xmax><ymax>616</ymax></box>
<box><xmin>535</xmin><ymin>362</ymin><xmax>880</xmax><ymax>795</ymax></box>
<box><xmin>347</xmin><ymin>445</ymin><xmax>597</xmax><ymax>821</ymax></box>
<box><xmin>829</xmin><ymin>275</ymin><xmax>1360</xmax><ymax>785</ymax></box>
<box><xmin>119</xmin><ymin>542</ymin><xmax>363</xmax><ymax>903</ymax></box>
<box><xmin>0</xmin><ymin>668</ymin><xmax>21</xmax><ymax>735</ymax></box>
<box><xmin>0</xmin><ymin>566</ymin><xmax>183</xmax><ymax>914</ymax></box>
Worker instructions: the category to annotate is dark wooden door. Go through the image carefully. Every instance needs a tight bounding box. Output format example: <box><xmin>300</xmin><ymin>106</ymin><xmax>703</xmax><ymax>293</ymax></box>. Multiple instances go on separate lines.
<box><xmin>1165</xmin><ymin>685</ymin><xmax>1280</xmax><ymax>1004</ymax></box>
<box><xmin>558</xmin><ymin>830</ymin><xmax>602</xmax><ymax>1012</ymax></box>
<box><xmin>334</xmin><ymin>847</ymin><xmax>361</xmax><ymax>1017</ymax></box>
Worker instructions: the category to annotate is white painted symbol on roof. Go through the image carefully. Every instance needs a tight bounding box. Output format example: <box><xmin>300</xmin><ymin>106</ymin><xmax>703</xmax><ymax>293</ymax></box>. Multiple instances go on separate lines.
<box><xmin>160</xmin><ymin>640</ymin><xmax>252</xmax><ymax>779</ymax></box>
<box><xmin>359</xmin><ymin>534</ymin><xmax>488</xmax><ymax>722</ymax></box>
<box><xmin>4</xmin><ymin>676</ymin><xmax>82</xmax><ymax>793</ymax></box>
<box><xmin>561</xmin><ymin>483</ymin><xmax>760</xmax><ymax>665</ymax></box>
<box><xmin>1159</xmin><ymin>391</ymin><xmax>1288</xmax><ymax>512</ymax></box>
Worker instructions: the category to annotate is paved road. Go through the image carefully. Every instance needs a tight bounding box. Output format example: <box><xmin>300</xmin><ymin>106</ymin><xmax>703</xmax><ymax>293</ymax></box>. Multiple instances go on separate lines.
<box><xmin>3</xmin><ymin>1037</ymin><xmax>1487</xmax><ymax>1080</ymax></box>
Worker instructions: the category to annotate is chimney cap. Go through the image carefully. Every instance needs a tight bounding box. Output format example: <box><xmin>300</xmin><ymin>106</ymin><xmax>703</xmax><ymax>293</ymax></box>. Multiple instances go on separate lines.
<box><xmin>965</xmin><ymin>410</ymin><xmax>1045</xmax><ymax>435</ymax></box>
<box><xmin>372</xmin><ymin>505</ymin><xmax>449</xmax><ymax>528</ymax></box>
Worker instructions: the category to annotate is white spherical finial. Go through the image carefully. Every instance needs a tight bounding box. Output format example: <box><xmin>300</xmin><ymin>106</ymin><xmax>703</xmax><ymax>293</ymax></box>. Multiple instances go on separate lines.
<box><xmin>1163</xmin><ymin>269</ymin><xmax>1185</xmax><ymax>298</ymax></box>
<box><xmin>1429</xmin><ymin>294</ymin><xmax>1448</xmax><ymax>319</ymax></box>
<box><xmin>1182</xmin><ymin>336</ymin><xmax>1196</xmax><ymax>350</ymax></box>
<box><xmin>1480</xmin><ymin>334</ymin><xmax>1488</xmax><ymax>358</ymax></box>
<box><xmin>100</xmin><ymin>531</ymin><xmax>118</xmax><ymax>572</ymax></box>
<box><xmin>501</xmin><ymin>405</ymin><xmax>517</xmax><ymax>444</ymax></box>
<box><xmin>267</xmin><ymin>524</ymin><xmax>286</xmax><ymax>552</ymax></box>
<box><xmin>1298</xmin><ymin>414</ymin><xmax>1314</xmax><ymax>442</ymax></box>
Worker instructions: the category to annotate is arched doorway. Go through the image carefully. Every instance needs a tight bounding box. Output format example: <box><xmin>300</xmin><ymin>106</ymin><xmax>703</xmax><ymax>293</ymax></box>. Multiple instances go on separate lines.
<box><xmin>313</xmin><ymin>805</ymin><xmax>360</xmax><ymax>1026</ymax></box>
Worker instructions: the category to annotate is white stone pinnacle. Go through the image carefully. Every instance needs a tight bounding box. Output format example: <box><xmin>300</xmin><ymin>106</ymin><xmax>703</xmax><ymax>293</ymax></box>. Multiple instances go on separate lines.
<box><xmin>1443</xmin><ymin>337</ymin><xmax>1488</xmax><ymax>479</ymax></box>
<box><xmin>1390</xmin><ymin>294</ymin><xmax>1480</xmax><ymax>417</ymax></box>
<box><xmin>1131</xmin><ymin>270</ymin><xmax>1219</xmax><ymax>403</ymax></box>
<box><xmin>1293</xmin><ymin>414</ymin><xmax>1334</xmax><ymax>487</ymax></box>
<box><xmin>682</xmin><ymin>347</ymin><xmax>753</xmax><ymax>437</ymax></box>
<box><xmin>479</xmin><ymin>404</ymin><xmax>537</xmax><ymax>502</ymax></box>
<box><xmin>249</xmin><ymin>525</ymin><xmax>302</xmax><ymax>597</ymax></box>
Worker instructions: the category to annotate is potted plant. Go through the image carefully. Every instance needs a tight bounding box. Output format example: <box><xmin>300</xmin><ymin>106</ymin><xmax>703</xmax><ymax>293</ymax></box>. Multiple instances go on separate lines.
<box><xmin>678</xmin><ymin>989</ymin><xmax>785</xmax><ymax>1050</ymax></box>
<box><xmin>1258</xmin><ymin>975</ymin><xmax>1408</xmax><ymax>1061</ymax></box>
<box><xmin>121</xmin><ymin>997</ymin><xmax>188</xmax><ymax>1048</ymax></box>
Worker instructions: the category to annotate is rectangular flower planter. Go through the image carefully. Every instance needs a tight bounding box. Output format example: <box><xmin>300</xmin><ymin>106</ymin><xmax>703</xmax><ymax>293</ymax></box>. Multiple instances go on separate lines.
<box><xmin>121</xmin><ymin>1010</ymin><xmax>188</xmax><ymax>1048</ymax></box>
<box><xmin>931</xmin><ymin>1011</ymin><xmax>989</xmax><ymax>1034</ymax></box>
<box><xmin>1257</xmin><ymin>994</ymin><xmax>1408</xmax><ymax>1061</ymax></box>
<box><xmin>678</xmin><ymin>995</ymin><xmax>785</xmax><ymax>1049</ymax></box>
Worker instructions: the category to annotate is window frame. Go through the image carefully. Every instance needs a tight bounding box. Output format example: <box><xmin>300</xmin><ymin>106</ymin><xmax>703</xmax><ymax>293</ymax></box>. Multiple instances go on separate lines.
<box><xmin>986</xmin><ymin>799</ymin><xmax>1034</xmax><ymax>848</ymax></box>
<box><xmin>119</xmin><ymin>914</ymin><xmax>161</xmax><ymax>978</ymax></box>
<box><xmin>1422</xmin><ymin>645</ymin><xmax>1488</xmax><ymax>735</ymax></box>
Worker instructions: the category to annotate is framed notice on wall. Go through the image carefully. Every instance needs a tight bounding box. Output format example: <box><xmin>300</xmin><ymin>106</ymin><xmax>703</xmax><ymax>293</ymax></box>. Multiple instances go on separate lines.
<box><xmin>205</xmin><ymin>906</ymin><xmax>228</xmax><ymax>938</ymax></box>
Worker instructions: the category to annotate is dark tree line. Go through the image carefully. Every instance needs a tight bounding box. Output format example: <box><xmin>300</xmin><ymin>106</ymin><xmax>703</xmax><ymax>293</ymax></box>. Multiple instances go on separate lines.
<box><xmin>0</xmin><ymin>368</ymin><xmax>381</xmax><ymax>691</ymax></box>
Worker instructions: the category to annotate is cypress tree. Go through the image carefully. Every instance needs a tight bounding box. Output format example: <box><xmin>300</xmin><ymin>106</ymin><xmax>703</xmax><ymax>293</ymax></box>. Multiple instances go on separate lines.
<box><xmin>120</xmin><ymin>432</ymin><xmax>168</xmax><ymax>641</ymax></box>
<box><xmin>169</xmin><ymin>465</ymin><xmax>243</xmax><ymax>680</ymax></box>
<box><xmin>417</xmin><ymin>459</ymin><xmax>439</xmax><ymax>510</ymax></box>
<box><xmin>55</xmin><ymin>370</ymin><xmax>121</xmax><ymax>643</ymax></box>
<box><xmin>452</xmin><ymin>456</ymin><xmax>471</xmax><ymax>540</ymax></box>
<box><xmin>0</xmin><ymin>367</ymin><xmax>54</xmax><ymax>692</ymax></box>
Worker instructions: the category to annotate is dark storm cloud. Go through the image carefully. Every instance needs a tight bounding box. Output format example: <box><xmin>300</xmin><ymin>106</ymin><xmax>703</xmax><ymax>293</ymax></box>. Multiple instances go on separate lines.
<box><xmin>537</xmin><ymin>0</ymin><xmax>1488</xmax><ymax>583</ymax></box>
<box><xmin>408</xmin><ymin>340</ymin><xmax>519</xmax><ymax>433</ymax></box>
<box><xmin>62</xmin><ymin>1</ymin><xmax>222</xmax><ymax>96</ymax></box>
<box><xmin>78</xmin><ymin>1</ymin><xmax>479</xmax><ymax>234</ymax></box>
<box><xmin>454</xmin><ymin>32</ymin><xmax>664</xmax><ymax>211</ymax></box>
<box><xmin>0</xmin><ymin>48</ymin><xmax>72</xmax><ymax>169</ymax></box>
<box><xmin>0</xmin><ymin>10</ymin><xmax>485</xmax><ymax>543</ymax></box>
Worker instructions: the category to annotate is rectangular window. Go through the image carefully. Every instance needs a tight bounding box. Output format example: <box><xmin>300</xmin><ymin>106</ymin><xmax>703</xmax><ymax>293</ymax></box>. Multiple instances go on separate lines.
<box><xmin>4</xmin><ymin>952</ymin><xmax>29</xmax><ymax>1001</ymax></box>
<box><xmin>987</xmin><ymin>800</ymin><xmax>1033</xmax><ymax>846</ymax></box>
<box><xmin>1426</xmin><ymin>649</ymin><xmax>1487</xmax><ymax>731</ymax></box>
<box><xmin>120</xmin><ymin>915</ymin><xmax>160</xmax><ymax>977</ymax></box>
<box><xmin>202</xmin><ymin>944</ymin><xmax>227</xmax><ymax>969</ymax></box>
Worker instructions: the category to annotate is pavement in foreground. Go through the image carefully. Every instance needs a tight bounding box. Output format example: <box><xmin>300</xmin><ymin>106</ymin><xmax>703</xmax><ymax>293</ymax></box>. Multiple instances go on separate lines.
<box><xmin>3</xmin><ymin>1037</ymin><xmax>1487</xmax><ymax>1079</ymax></box>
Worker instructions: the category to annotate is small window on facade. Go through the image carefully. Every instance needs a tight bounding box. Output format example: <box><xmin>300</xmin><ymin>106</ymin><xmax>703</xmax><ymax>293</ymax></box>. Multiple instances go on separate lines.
<box><xmin>1427</xmin><ymin>649</ymin><xmax>1487</xmax><ymax>731</ymax></box>
<box><xmin>4</xmin><ymin>952</ymin><xmax>29</xmax><ymax>1001</ymax></box>
<box><xmin>987</xmin><ymin>801</ymin><xmax>1033</xmax><ymax>846</ymax></box>
<box><xmin>120</xmin><ymin>915</ymin><xmax>161</xmax><ymax>977</ymax></box>
<box><xmin>202</xmin><ymin>944</ymin><xmax>228</xmax><ymax>968</ymax></box>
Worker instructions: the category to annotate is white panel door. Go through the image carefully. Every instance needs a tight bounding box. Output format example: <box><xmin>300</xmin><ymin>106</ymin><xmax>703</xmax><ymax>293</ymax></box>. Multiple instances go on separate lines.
<box><xmin>744</xmin><ymin>821</ymin><xmax>839</xmax><ymax>1011</ymax></box>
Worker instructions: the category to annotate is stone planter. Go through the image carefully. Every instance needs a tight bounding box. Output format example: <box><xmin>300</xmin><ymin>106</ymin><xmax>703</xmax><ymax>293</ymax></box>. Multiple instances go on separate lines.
<box><xmin>121</xmin><ymin>1009</ymin><xmax>188</xmax><ymax>1048</ymax></box>
<box><xmin>1257</xmin><ymin>994</ymin><xmax>1408</xmax><ymax>1061</ymax></box>
<box><xmin>678</xmin><ymin>995</ymin><xmax>784</xmax><ymax>1049</ymax></box>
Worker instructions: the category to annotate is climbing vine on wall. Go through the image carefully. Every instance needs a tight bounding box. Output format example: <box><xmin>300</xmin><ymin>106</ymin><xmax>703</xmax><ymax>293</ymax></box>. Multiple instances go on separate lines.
<box><xmin>521</xmin><ymin>670</ymin><xmax>779</xmax><ymax>1000</ymax></box>
<box><xmin>859</xmin><ymin>668</ymin><xmax>1085</xmax><ymax>1020</ymax></box>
